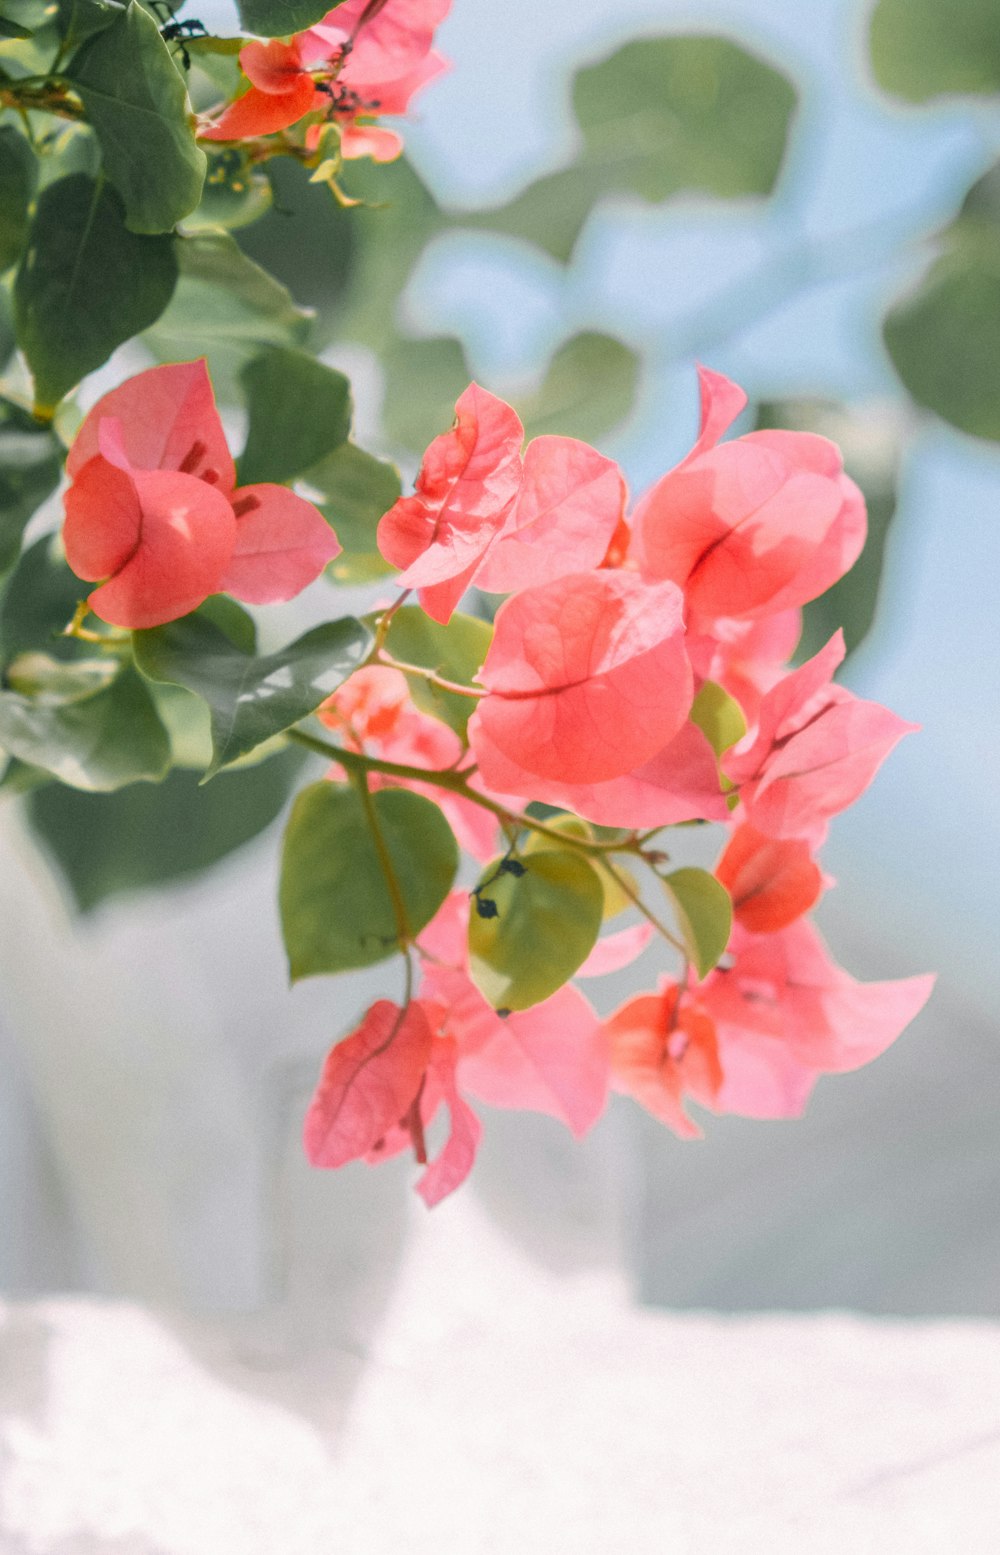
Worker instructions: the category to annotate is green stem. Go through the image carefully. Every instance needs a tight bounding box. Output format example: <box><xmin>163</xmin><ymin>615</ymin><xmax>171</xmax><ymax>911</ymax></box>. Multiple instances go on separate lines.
<box><xmin>377</xmin><ymin>648</ymin><xmax>482</xmax><ymax>699</ymax></box>
<box><xmin>601</xmin><ymin>857</ymin><xmax>688</xmax><ymax>959</ymax></box>
<box><xmin>287</xmin><ymin>728</ymin><xmax>641</xmax><ymax>859</ymax></box>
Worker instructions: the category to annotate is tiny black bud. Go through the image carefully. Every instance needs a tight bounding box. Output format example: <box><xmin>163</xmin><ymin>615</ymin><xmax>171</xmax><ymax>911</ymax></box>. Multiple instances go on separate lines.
<box><xmin>496</xmin><ymin>1008</ymin><xmax>511</xmax><ymax>1019</ymax></box>
<box><xmin>500</xmin><ymin>857</ymin><xmax>526</xmax><ymax>876</ymax></box>
<box><xmin>475</xmin><ymin>896</ymin><xmax>499</xmax><ymax>919</ymax></box>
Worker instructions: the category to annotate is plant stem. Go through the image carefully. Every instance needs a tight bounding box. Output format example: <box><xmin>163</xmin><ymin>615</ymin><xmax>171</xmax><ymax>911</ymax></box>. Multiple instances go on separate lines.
<box><xmin>376</xmin><ymin>649</ymin><xmax>483</xmax><ymax>699</ymax></box>
<box><xmin>287</xmin><ymin>727</ymin><xmax>641</xmax><ymax>858</ymax></box>
<box><xmin>601</xmin><ymin>857</ymin><xmax>688</xmax><ymax>959</ymax></box>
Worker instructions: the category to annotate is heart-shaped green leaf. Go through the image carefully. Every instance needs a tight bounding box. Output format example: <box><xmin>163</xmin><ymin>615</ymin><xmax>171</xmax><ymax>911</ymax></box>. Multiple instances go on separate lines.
<box><xmin>662</xmin><ymin>867</ymin><xmax>732</xmax><ymax>980</ymax></box>
<box><xmin>468</xmin><ymin>848</ymin><xmax>604</xmax><ymax>1011</ymax></box>
<box><xmin>280</xmin><ymin>782</ymin><xmax>458</xmax><ymax>978</ymax></box>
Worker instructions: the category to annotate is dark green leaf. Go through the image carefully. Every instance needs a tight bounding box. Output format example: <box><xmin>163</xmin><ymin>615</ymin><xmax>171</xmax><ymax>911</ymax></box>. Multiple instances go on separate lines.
<box><xmin>235</xmin><ymin>0</ymin><xmax>332</xmax><ymax>40</ymax></box>
<box><xmin>468</xmin><ymin>847</ymin><xmax>604</xmax><ymax>1010</ymax></box>
<box><xmin>67</xmin><ymin>2</ymin><xmax>205</xmax><ymax>233</ymax></box>
<box><xmin>237</xmin><ymin>346</ymin><xmax>352</xmax><ymax>485</ymax></box>
<box><xmin>56</xmin><ymin>0</ymin><xmax>125</xmax><ymax>49</ymax></box>
<box><xmin>0</xmin><ymin>17</ymin><xmax>32</xmax><ymax>37</ymax></box>
<box><xmin>0</xmin><ymin>535</ymin><xmax>88</xmax><ymax>665</ymax></box>
<box><xmin>27</xmin><ymin>745</ymin><xmax>305</xmax><ymax>911</ymax></box>
<box><xmin>280</xmin><ymin>781</ymin><xmax>458</xmax><ymax>978</ymax></box>
<box><xmin>133</xmin><ymin>611</ymin><xmax>373</xmax><ymax>777</ymax></box>
<box><xmin>235</xmin><ymin>156</ymin><xmax>355</xmax><ymax>329</ymax></box>
<box><xmin>0</xmin><ymin>662</ymin><xmax>170</xmax><ymax>790</ymax></box>
<box><xmin>884</xmin><ymin>199</ymin><xmax>1000</xmax><ymax>441</ymax></box>
<box><xmin>517</xmin><ymin>331</ymin><xmax>640</xmax><ymax>443</ymax></box>
<box><xmin>14</xmin><ymin>173</ymin><xmax>177</xmax><ymax>412</ymax></box>
<box><xmin>0</xmin><ymin>398</ymin><xmax>62</xmax><ymax>574</ymax></box>
<box><xmin>309</xmin><ymin>441</ymin><xmax>400</xmax><ymax>584</ymax></box>
<box><xmin>0</xmin><ymin>281</ymin><xmax>14</xmax><ymax>370</ymax></box>
<box><xmin>0</xmin><ymin>124</ymin><xmax>36</xmax><ymax>272</ymax></box>
<box><xmin>870</xmin><ymin>0</ymin><xmax>1000</xmax><ymax>101</ymax></box>
<box><xmin>467</xmin><ymin>36</ymin><xmax>796</xmax><ymax>262</ymax></box>
<box><xmin>378</xmin><ymin>605</ymin><xmax>491</xmax><ymax>738</ymax></box>
<box><xmin>144</xmin><ymin>229</ymin><xmax>309</xmax><ymax>399</ymax></box>
<box><xmin>662</xmin><ymin>866</ymin><xmax>732</xmax><ymax>980</ymax></box>
<box><xmin>380</xmin><ymin>334</ymin><xmax>470</xmax><ymax>453</ymax></box>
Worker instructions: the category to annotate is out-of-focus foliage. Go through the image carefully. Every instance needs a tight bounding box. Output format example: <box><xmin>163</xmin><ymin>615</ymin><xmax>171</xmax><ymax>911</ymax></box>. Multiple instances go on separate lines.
<box><xmin>884</xmin><ymin>165</ymin><xmax>1000</xmax><ymax>443</ymax></box>
<box><xmin>870</xmin><ymin>0</ymin><xmax>1000</xmax><ymax>101</ymax></box>
<box><xmin>464</xmin><ymin>36</ymin><xmax>797</xmax><ymax>262</ymax></box>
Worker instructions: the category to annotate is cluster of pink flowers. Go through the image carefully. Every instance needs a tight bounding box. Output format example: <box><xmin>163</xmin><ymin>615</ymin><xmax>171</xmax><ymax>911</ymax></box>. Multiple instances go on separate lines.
<box><xmin>304</xmin><ymin>368</ymin><xmax>933</xmax><ymax>1204</ymax></box>
<box><xmin>201</xmin><ymin>0</ymin><xmax>450</xmax><ymax>163</ymax></box>
<box><xmin>57</xmin><ymin>355</ymin><xmax>933</xmax><ymax>1206</ymax></box>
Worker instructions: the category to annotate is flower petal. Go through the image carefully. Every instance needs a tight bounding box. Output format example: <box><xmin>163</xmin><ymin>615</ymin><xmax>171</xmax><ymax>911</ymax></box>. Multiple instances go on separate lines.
<box><xmin>221</xmin><ymin>484</ymin><xmax>341</xmax><ymax>604</ymax></box>
<box><xmin>472</xmin><ymin>570</ymin><xmax>691</xmax><ymax>785</ymax></box>
<box><xmin>67</xmin><ymin>361</ymin><xmax>234</xmax><ymax>492</ymax></box>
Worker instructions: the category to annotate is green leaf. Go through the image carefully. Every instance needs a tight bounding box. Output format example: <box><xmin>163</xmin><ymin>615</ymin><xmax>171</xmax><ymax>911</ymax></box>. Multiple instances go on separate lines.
<box><xmin>133</xmin><ymin>611</ymin><xmax>373</xmax><ymax>777</ymax></box>
<box><xmin>467</xmin><ymin>36</ymin><xmax>796</xmax><ymax>262</ymax></box>
<box><xmin>522</xmin><ymin>816</ymin><xmax>634</xmax><ymax>919</ymax></box>
<box><xmin>237</xmin><ymin>346</ymin><xmax>352</xmax><ymax>485</ymax></box>
<box><xmin>0</xmin><ymin>662</ymin><xmax>170</xmax><ymax>790</ymax></box>
<box><xmin>870</xmin><ymin>0</ymin><xmax>1000</xmax><ymax>101</ymax></box>
<box><xmin>0</xmin><ymin>398</ymin><xmax>62</xmax><ymax>575</ymax></box>
<box><xmin>280</xmin><ymin>781</ymin><xmax>458</xmax><ymax>978</ymax></box>
<box><xmin>0</xmin><ymin>280</ymin><xmax>14</xmax><ymax>370</ymax></box>
<box><xmin>689</xmin><ymin>680</ymin><xmax>747</xmax><ymax>757</ymax></box>
<box><xmin>380</xmin><ymin>334</ymin><xmax>471</xmax><ymax>453</ymax></box>
<box><xmin>332</xmin><ymin>156</ymin><xmax>444</xmax><ymax>352</ymax></box>
<box><xmin>235</xmin><ymin>0</ymin><xmax>332</xmax><ymax>39</ymax></box>
<box><xmin>0</xmin><ymin>17</ymin><xmax>32</xmax><ymax>37</ymax></box>
<box><xmin>0</xmin><ymin>535</ymin><xmax>89</xmax><ymax>665</ymax></box>
<box><xmin>67</xmin><ymin>2</ymin><xmax>205</xmax><ymax>234</ymax></box>
<box><xmin>884</xmin><ymin>181</ymin><xmax>1000</xmax><ymax>441</ymax></box>
<box><xmin>378</xmin><ymin>605</ymin><xmax>491</xmax><ymax>738</ymax></box>
<box><xmin>309</xmin><ymin>441</ymin><xmax>400</xmax><ymax>584</ymax></box>
<box><xmin>144</xmin><ymin>229</ymin><xmax>309</xmax><ymax>399</ymax></box>
<box><xmin>14</xmin><ymin>173</ymin><xmax>177</xmax><ymax>413</ymax></box>
<box><xmin>517</xmin><ymin>331</ymin><xmax>640</xmax><ymax>444</ymax></box>
<box><xmin>754</xmin><ymin>397</ymin><xmax>902</xmax><ymax>658</ymax></box>
<box><xmin>468</xmin><ymin>848</ymin><xmax>604</xmax><ymax>1011</ymax></box>
<box><xmin>27</xmin><ymin>745</ymin><xmax>304</xmax><ymax>911</ymax></box>
<box><xmin>0</xmin><ymin>124</ymin><xmax>37</xmax><ymax>272</ymax></box>
<box><xmin>662</xmin><ymin>867</ymin><xmax>732</xmax><ymax>980</ymax></box>
<box><xmin>56</xmin><ymin>0</ymin><xmax>124</xmax><ymax>48</ymax></box>
<box><xmin>235</xmin><ymin>156</ymin><xmax>355</xmax><ymax>329</ymax></box>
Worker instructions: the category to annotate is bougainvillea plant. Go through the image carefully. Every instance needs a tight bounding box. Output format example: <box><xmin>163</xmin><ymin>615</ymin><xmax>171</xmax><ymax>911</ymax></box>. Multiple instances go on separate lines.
<box><xmin>0</xmin><ymin>0</ymin><xmax>933</xmax><ymax>1207</ymax></box>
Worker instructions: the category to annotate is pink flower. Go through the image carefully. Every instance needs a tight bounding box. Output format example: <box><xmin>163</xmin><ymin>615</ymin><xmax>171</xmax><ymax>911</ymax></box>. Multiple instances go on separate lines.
<box><xmin>724</xmin><ymin>632</ymin><xmax>917</xmax><ymax>844</ymax></box>
<box><xmin>470</xmin><ymin>569</ymin><xmax>693</xmax><ymax>786</ymax></box>
<box><xmin>604</xmin><ymin>981</ymin><xmax>723</xmax><ymax>1139</ymax></box>
<box><xmin>699</xmin><ymin>921</ymin><xmax>934</xmax><ymax>1119</ymax></box>
<box><xmin>631</xmin><ymin>365</ymin><xmax>866</xmax><ymax>627</ymax></box>
<box><xmin>715</xmin><ymin>823</ymin><xmax>823</xmax><ymax>934</ymax></box>
<box><xmin>63</xmin><ymin>361</ymin><xmax>339</xmax><ymax>629</ymax></box>
<box><xmin>201</xmin><ymin>0</ymin><xmax>450</xmax><ymax>157</ymax></box>
<box><xmin>377</xmin><ymin>382</ymin><xmax>524</xmax><ymax>623</ymax></box>
<box><xmin>417</xmin><ymin>894</ymin><xmax>611</xmax><ymax>1137</ymax></box>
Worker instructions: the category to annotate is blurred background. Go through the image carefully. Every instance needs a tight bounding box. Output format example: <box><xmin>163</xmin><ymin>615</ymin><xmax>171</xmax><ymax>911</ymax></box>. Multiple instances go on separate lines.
<box><xmin>1</xmin><ymin>0</ymin><xmax>998</xmax><ymax>1327</ymax></box>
